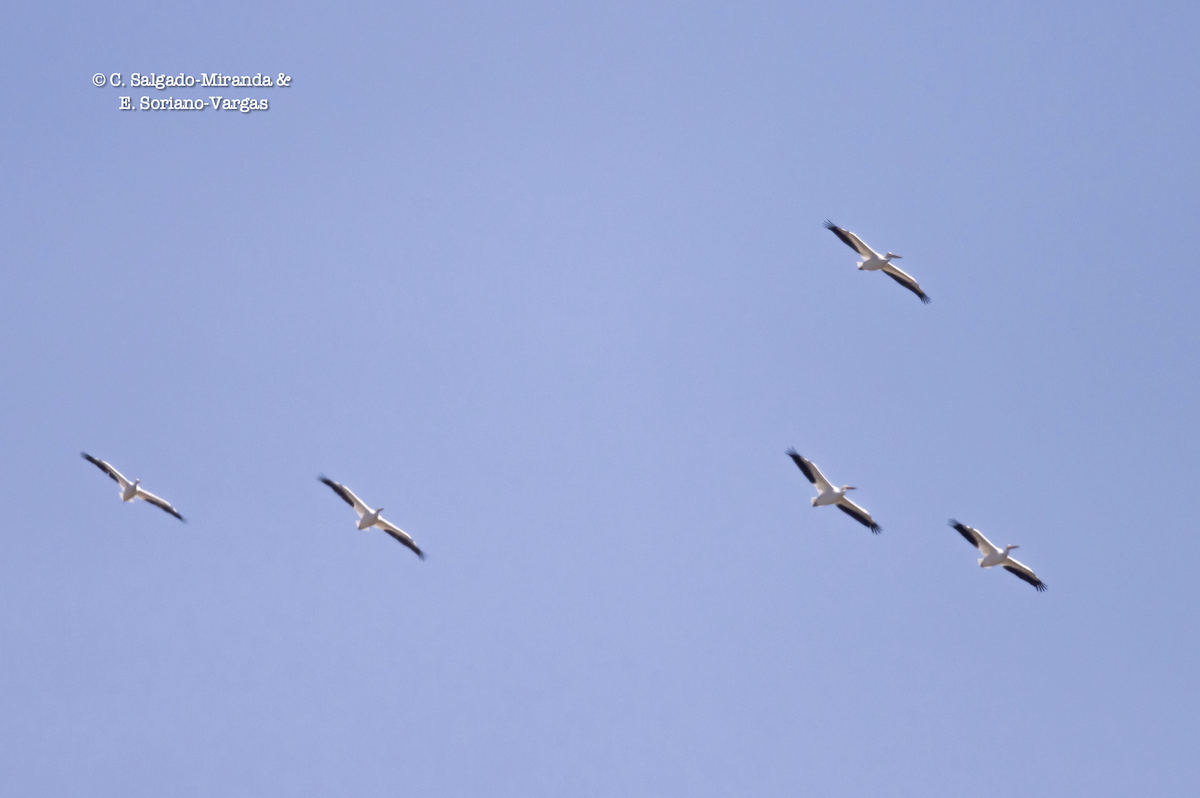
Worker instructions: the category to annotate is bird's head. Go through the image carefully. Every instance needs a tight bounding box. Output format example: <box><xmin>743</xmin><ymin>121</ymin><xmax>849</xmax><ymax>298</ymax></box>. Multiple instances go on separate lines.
<box><xmin>1006</xmin><ymin>544</ymin><xmax>1019</xmax><ymax>551</ymax></box>
<box><xmin>375</xmin><ymin>507</ymin><xmax>384</xmax><ymax>515</ymax></box>
<box><xmin>843</xmin><ymin>485</ymin><xmax>857</xmax><ymax>491</ymax></box>
<box><xmin>133</xmin><ymin>479</ymin><xmax>140</xmax><ymax>487</ymax></box>
<box><xmin>884</xmin><ymin>252</ymin><xmax>902</xmax><ymax>260</ymax></box>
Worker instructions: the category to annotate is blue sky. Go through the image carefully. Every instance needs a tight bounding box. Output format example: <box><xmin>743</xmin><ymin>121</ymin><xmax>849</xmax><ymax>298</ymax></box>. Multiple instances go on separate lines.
<box><xmin>2</xmin><ymin>1</ymin><xmax>1198</xmax><ymax>795</ymax></box>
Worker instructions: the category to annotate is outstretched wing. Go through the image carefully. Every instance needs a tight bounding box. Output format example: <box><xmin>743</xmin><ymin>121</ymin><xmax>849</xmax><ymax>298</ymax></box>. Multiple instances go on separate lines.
<box><xmin>1003</xmin><ymin>560</ymin><xmax>1047</xmax><ymax>592</ymax></box>
<box><xmin>134</xmin><ymin>488</ymin><xmax>185</xmax><ymax>522</ymax></box>
<box><xmin>319</xmin><ymin>476</ymin><xmax>369</xmax><ymax>518</ymax></box>
<box><xmin>375</xmin><ymin>518</ymin><xmax>425</xmax><ymax>560</ymax></box>
<box><xmin>81</xmin><ymin>452</ymin><xmax>130</xmax><ymax>489</ymax></box>
<box><xmin>881</xmin><ymin>263</ymin><xmax>930</xmax><ymax>304</ymax></box>
<box><xmin>824</xmin><ymin>221</ymin><xmax>878</xmax><ymax>259</ymax></box>
<box><xmin>949</xmin><ymin>520</ymin><xmax>997</xmax><ymax>557</ymax></box>
<box><xmin>836</xmin><ymin>498</ymin><xmax>881</xmax><ymax>533</ymax></box>
<box><xmin>786</xmin><ymin>449</ymin><xmax>833</xmax><ymax>492</ymax></box>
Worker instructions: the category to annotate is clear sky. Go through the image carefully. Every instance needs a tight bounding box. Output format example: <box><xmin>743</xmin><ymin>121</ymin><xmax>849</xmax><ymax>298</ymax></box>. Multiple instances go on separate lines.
<box><xmin>2</xmin><ymin>1</ymin><xmax>1198</xmax><ymax>795</ymax></box>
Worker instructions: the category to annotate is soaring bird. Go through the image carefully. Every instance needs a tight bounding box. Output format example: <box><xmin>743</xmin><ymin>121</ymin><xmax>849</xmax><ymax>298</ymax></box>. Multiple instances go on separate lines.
<box><xmin>786</xmin><ymin>449</ymin><xmax>881</xmax><ymax>533</ymax></box>
<box><xmin>824</xmin><ymin>220</ymin><xmax>930</xmax><ymax>304</ymax></box>
<box><xmin>319</xmin><ymin>476</ymin><xmax>425</xmax><ymax>559</ymax></box>
<box><xmin>81</xmin><ymin>453</ymin><xmax>185</xmax><ymax>521</ymax></box>
<box><xmin>950</xmin><ymin>519</ymin><xmax>1046</xmax><ymax>591</ymax></box>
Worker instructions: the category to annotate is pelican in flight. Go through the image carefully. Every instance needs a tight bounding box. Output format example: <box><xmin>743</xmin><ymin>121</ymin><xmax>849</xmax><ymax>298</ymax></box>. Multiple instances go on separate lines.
<box><xmin>824</xmin><ymin>220</ymin><xmax>929</xmax><ymax>304</ymax></box>
<box><xmin>319</xmin><ymin>476</ymin><xmax>425</xmax><ymax>559</ymax></box>
<box><xmin>786</xmin><ymin>449</ymin><xmax>880</xmax><ymax>533</ymax></box>
<box><xmin>950</xmin><ymin>520</ymin><xmax>1046</xmax><ymax>592</ymax></box>
<box><xmin>81</xmin><ymin>453</ymin><xmax>185</xmax><ymax>521</ymax></box>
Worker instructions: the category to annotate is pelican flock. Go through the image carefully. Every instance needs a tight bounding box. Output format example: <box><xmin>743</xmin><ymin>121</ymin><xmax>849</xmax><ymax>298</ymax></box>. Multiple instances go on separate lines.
<box><xmin>319</xmin><ymin>476</ymin><xmax>425</xmax><ymax>560</ymax></box>
<box><xmin>73</xmin><ymin>217</ymin><xmax>1058</xmax><ymax>596</ymax></box>
<box><xmin>787</xmin><ymin>449</ymin><xmax>881</xmax><ymax>533</ymax></box>
<box><xmin>81</xmin><ymin>453</ymin><xmax>185</xmax><ymax>521</ymax></box>
<box><xmin>824</xmin><ymin>220</ymin><xmax>930</xmax><ymax>304</ymax></box>
<box><xmin>950</xmin><ymin>520</ymin><xmax>1046</xmax><ymax>591</ymax></box>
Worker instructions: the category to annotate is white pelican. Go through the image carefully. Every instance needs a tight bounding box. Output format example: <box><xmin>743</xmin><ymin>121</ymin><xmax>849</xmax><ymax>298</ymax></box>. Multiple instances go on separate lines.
<box><xmin>786</xmin><ymin>449</ymin><xmax>881</xmax><ymax>533</ymax></box>
<box><xmin>81</xmin><ymin>452</ymin><xmax>185</xmax><ymax>521</ymax></box>
<box><xmin>319</xmin><ymin>476</ymin><xmax>425</xmax><ymax>559</ymax></box>
<box><xmin>950</xmin><ymin>520</ymin><xmax>1046</xmax><ymax>592</ymax></box>
<box><xmin>824</xmin><ymin>220</ymin><xmax>930</xmax><ymax>304</ymax></box>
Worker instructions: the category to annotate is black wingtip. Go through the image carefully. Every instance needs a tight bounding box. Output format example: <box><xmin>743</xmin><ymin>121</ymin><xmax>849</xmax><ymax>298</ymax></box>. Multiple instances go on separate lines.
<box><xmin>920</xmin><ymin>295</ymin><xmax>931</xmax><ymax>305</ymax></box>
<box><xmin>823</xmin><ymin>219</ymin><xmax>837</xmax><ymax>230</ymax></box>
<box><xmin>871</xmin><ymin>525</ymin><xmax>882</xmax><ymax>535</ymax></box>
<box><xmin>785</xmin><ymin>449</ymin><xmax>816</xmax><ymax>483</ymax></box>
<box><xmin>950</xmin><ymin>520</ymin><xmax>979</xmax><ymax>546</ymax></box>
<box><xmin>1003</xmin><ymin>565</ymin><xmax>1047</xmax><ymax>592</ymax></box>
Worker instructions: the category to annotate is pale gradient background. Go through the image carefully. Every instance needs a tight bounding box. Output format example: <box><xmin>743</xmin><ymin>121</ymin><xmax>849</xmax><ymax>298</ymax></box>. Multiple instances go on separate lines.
<box><xmin>2</xmin><ymin>2</ymin><xmax>1198</xmax><ymax>795</ymax></box>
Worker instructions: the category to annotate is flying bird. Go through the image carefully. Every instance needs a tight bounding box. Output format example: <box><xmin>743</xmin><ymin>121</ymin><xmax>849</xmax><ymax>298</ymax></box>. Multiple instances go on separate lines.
<box><xmin>950</xmin><ymin>519</ymin><xmax>1046</xmax><ymax>591</ymax></box>
<box><xmin>81</xmin><ymin>453</ymin><xmax>185</xmax><ymax>521</ymax></box>
<box><xmin>319</xmin><ymin>476</ymin><xmax>425</xmax><ymax>559</ymax></box>
<box><xmin>824</xmin><ymin>220</ymin><xmax>930</xmax><ymax>304</ymax></box>
<box><xmin>786</xmin><ymin>449</ymin><xmax>881</xmax><ymax>533</ymax></box>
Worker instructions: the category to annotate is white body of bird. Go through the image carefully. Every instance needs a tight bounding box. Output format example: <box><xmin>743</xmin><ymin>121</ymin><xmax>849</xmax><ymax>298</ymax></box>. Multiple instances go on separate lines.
<box><xmin>979</xmin><ymin>546</ymin><xmax>1017</xmax><ymax>569</ymax></box>
<box><xmin>812</xmin><ymin>485</ymin><xmax>849</xmax><ymax>507</ymax></box>
<box><xmin>357</xmin><ymin>508</ymin><xmax>383</xmax><ymax>530</ymax></box>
